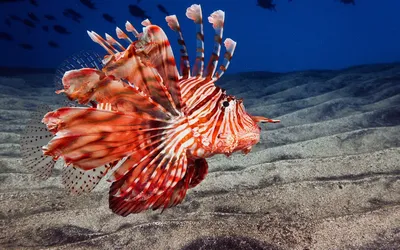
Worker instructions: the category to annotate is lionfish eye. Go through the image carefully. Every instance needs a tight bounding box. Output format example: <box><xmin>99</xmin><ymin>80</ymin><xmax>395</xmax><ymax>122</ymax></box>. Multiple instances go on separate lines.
<box><xmin>222</xmin><ymin>101</ymin><xmax>230</xmax><ymax>107</ymax></box>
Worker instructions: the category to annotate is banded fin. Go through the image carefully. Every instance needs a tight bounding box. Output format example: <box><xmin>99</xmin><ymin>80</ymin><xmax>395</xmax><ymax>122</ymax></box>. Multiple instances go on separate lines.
<box><xmin>106</xmin><ymin>118</ymin><xmax>195</xmax><ymax>215</ymax></box>
<box><xmin>109</xmin><ymin>152</ymin><xmax>189</xmax><ymax>215</ymax></box>
<box><xmin>42</xmin><ymin>107</ymin><xmax>172</xmax><ymax>170</ymax></box>
<box><xmin>108</xmin><ymin>157</ymin><xmax>207</xmax><ymax>215</ymax></box>
<box><xmin>20</xmin><ymin>104</ymin><xmax>56</xmax><ymax>179</ymax></box>
<box><xmin>90</xmin><ymin>26</ymin><xmax>182</xmax><ymax>115</ymax></box>
<box><xmin>125</xmin><ymin>21</ymin><xmax>140</xmax><ymax>37</ymax></box>
<box><xmin>116</xmin><ymin>27</ymin><xmax>133</xmax><ymax>43</ymax></box>
<box><xmin>62</xmin><ymin>163</ymin><xmax>113</xmax><ymax>195</ymax></box>
<box><xmin>215</xmin><ymin>38</ymin><xmax>237</xmax><ymax>79</ymax></box>
<box><xmin>105</xmin><ymin>33</ymin><xmax>125</xmax><ymax>51</ymax></box>
<box><xmin>186</xmin><ymin>4</ymin><xmax>204</xmax><ymax>77</ymax></box>
<box><xmin>166</xmin><ymin>15</ymin><xmax>190</xmax><ymax>79</ymax></box>
<box><xmin>204</xmin><ymin>10</ymin><xmax>224</xmax><ymax>79</ymax></box>
<box><xmin>135</xmin><ymin>24</ymin><xmax>182</xmax><ymax>111</ymax></box>
<box><xmin>87</xmin><ymin>30</ymin><xmax>118</xmax><ymax>55</ymax></box>
<box><xmin>59</xmin><ymin>67</ymin><xmax>172</xmax><ymax>117</ymax></box>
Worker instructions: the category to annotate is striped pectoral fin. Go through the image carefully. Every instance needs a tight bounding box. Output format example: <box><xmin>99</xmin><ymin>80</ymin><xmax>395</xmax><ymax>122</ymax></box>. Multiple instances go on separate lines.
<box><xmin>107</xmin><ymin>122</ymin><xmax>195</xmax><ymax>215</ymax></box>
<box><xmin>42</xmin><ymin>107</ymin><xmax>171</xmax><ymax>170</ymax></box>
<box><xmin>20</xmin><ymin>105</ymin><xmax>56</xmax><ymax>179</ymax></box>
<box><xmin>108</xmin><ymin>151</ymin><xmax>191</xmax><ymax>215</ymax></box>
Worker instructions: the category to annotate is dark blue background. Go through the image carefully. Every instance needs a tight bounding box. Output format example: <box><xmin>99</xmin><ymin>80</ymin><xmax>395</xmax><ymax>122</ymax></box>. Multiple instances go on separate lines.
<box><xmin>1</xmin><ymin>0</ymin><xmax>400</xmax><ymax>73</ymax></box>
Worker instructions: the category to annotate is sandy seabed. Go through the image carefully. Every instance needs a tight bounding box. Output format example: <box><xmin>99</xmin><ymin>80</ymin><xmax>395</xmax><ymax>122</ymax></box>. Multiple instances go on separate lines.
<box><xmin>0</xmin><ymin>63</ymin><xmax>399</xmax><ymax>249</ymax></box>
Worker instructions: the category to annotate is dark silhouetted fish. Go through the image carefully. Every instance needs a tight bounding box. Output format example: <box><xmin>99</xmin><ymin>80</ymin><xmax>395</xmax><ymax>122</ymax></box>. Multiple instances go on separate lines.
<box><xmin>29</xmin><ymin>0</ymin><xmax>38</xmax><ymax>7</ymax></box>
<box><xmin>54</xmin><ymin>25</ymin><xmax>71</xmax><ymax>34</ymax></box>
<box><xmin>23</xmin><ymin>19</ymin><xmax>36</xmax><ymax>28</ymax></box>
<box><xmin>0</xmin><ymin>32</ymin><xmax>13</xmax><ymax>41</ymax></box>
<box><xmin>128</xmin><ymin>4</ymin><xmax>150</xmax><ymax>20</ymax></box>
<box><xmin>44</xmin><ymin>14</ymin><xmax>56</xmax><ymax>20</ymax></box>
<box><xmin>19</xmin><ymin>43</ymin><xmax>33</xmax><ymax>50</ymax></box>
<box><xmin>339</xmin><ymin>0</ymin><xmax>355</xmax><ymax>5</ymax></box>
<box><xmin>63</xmin><ymin>8</ymin><xmax>83</xmax><ymax>23</ymax></box>
<box><xmin>0</xmin><ymin>0</ymin><xmax>25</xmax><ymax>3</ymax></box>
<box><xmin>102</xmin><ymin>13</ymin><xmax>116</xmax><ymax>24</ymax></box>
<box><xmin>9</xmin><ymin>15</ymin><xmax>22</xmax><ymax>21</ymax></box>
<box><xmin>48</xmin><ymin>41</ymin><xmax>59</xmax><ymax>48</ymax></box>
<box><xmin>257</xmin><ymin>0</ymin><xmax>277</xmax><ymax>11</ymax></box>
<box><xmin>157</xmin><ymin>4</ymin><xmax>170</xmax><ymax>15</ymax></box>
<box><xmin>5</xmin><ymin>18</ymin><xmax>11</xmax><ymax>27</ymax></box>
<box><xmin>42</xmin><ymin>25</ymin><xmax>49</xmax><ymax>32</ymax></box>
<box><xmin>28</xmin><ymin>12</ymin><xmax>40</xmax><ymax>22</ymax></box>
<box><xmin>80</xmin><ymin>0</ymin><xmax>96</xmax><ymax>10</ymax></box>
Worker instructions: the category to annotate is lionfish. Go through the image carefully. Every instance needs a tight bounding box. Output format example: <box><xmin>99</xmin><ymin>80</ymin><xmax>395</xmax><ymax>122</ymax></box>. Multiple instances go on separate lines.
<box><xmin>20</xmin><ymin>4</ymin><xmax>280</xmax><ymax>216</ymax></box>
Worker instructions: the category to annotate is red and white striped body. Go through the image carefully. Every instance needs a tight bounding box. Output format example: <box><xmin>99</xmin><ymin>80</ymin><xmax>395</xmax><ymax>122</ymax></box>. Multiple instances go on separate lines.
<box><xmin>21</xmin><ymin>4</ymin><xmax>279</xmax><ymax>216</ymax></box>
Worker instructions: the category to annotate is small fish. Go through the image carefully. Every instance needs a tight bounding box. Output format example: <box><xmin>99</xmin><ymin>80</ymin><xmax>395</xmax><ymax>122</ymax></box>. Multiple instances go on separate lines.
<box><xmin>44</xmin><ymin>14</ymin><xmax>56</xmax><ymax>20</ymax></box>
<box><xmin>79</xmin><ymin>0</ymin><xmax>96</xmax><ymax>10</ymax></box>
<box><xmin>339</xmin><ymin>0</ymin><xmax>355</xmax><ymax>5</ymax></box>
<box><xmin>102</xmin><ymin>13</ymin><xmax>116</xmax><ymax>24</ymax></box>
<box><xmin>63</xmin><ymin>8</ymin><xmax>83</xmax><ymax>23</ymax></box>
<box><xmin>128</xmin><ymin>4</ymin><xmax>150</xmax><ymax>20</ymax></box>
<box><xmin>157</xmin><ymin>4</ymin><xmax>170</xmax><ymax>16</ymax></box>
<box><xmin>42</xmin><ymin>25</ymin><xmax>49</xmax><ymax>32</ymax></box>
<box><xmin>53</xmin><ymin>25</ymin><xmax>70</xmax><ymax>34</ymax></box>
<box><xmin>23</xmin><ymin>19</ymin><xmax>36</xmax><ymax>28</ymax></box>
<box><xmin>48</xmin><ymin>40</ymin><xmax>59</xmax><ymax>48</ymax></box>
<box><xmin>257</xmin><ymin>0</ymin><xmax>277</xmax><ymax>11</ymax></box>
<box><xmin>19</xmin><ymin>43</ymin><xmax>33</xmax><ymax>49</ymax></box>
<box><xmin>29</xmin><ymin>0</ymin><xmax>38</xmax><ymax>7</ymax></box>
<box><xmin>9</xmin><ymin>14</ymin><xmax>22</xmax><ymax>21</ymax></box>
<box><xmin>28</xmin><ymin>12</ymin><xmax>40</xmax><ymax>22</ymax></box>
<box><xmin>0</xmin><ymin>32</ymin><xmax>13</xmax><ymax>41</ymax></box>
<box><xmin>21</xmin><ymin>4</ymin><xmax>280</xmax><ymax>216</ymax></box>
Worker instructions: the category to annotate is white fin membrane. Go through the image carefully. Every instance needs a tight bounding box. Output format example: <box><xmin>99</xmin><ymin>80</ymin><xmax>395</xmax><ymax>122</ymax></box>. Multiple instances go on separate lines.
<box><xmin>20</xmin><ymin>104</ymin><xmax>56</xmax><ymax>180</ymax></box>
<box><xmin>62</xmin><ymin>164</ymin><xmax>110</xmax><ymax>195</ymax></box>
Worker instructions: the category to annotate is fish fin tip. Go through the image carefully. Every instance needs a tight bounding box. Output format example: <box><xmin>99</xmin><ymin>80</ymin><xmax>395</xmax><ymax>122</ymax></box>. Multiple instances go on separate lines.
<box><xmin>186</xmin><ymin>4</ymin><xmax>202</xmax><ymax>23</ymax></box>
<box><xmin>208</xmin><ymin>10</ymin><xmax>225</xmax><ymax>28</ymax></box>
<box><xmin>165</xmin><ymin>15</ymin><xmax>179</xmax><ymax>31</ymax></box>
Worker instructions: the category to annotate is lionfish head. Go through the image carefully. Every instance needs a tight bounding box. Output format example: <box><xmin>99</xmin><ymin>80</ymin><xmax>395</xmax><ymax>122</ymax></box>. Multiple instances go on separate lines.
<box><xmin>214</xmin><ymin>94</ymin><xmax>280</xmax><ymax>156</ymax></box>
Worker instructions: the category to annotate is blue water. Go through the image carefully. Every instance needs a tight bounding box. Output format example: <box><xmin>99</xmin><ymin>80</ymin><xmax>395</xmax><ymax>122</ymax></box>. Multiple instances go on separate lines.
<box><xmin>1</xmin><ymin>0</ymin><xmax>400</xmax><ymax>73</ymax></box>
